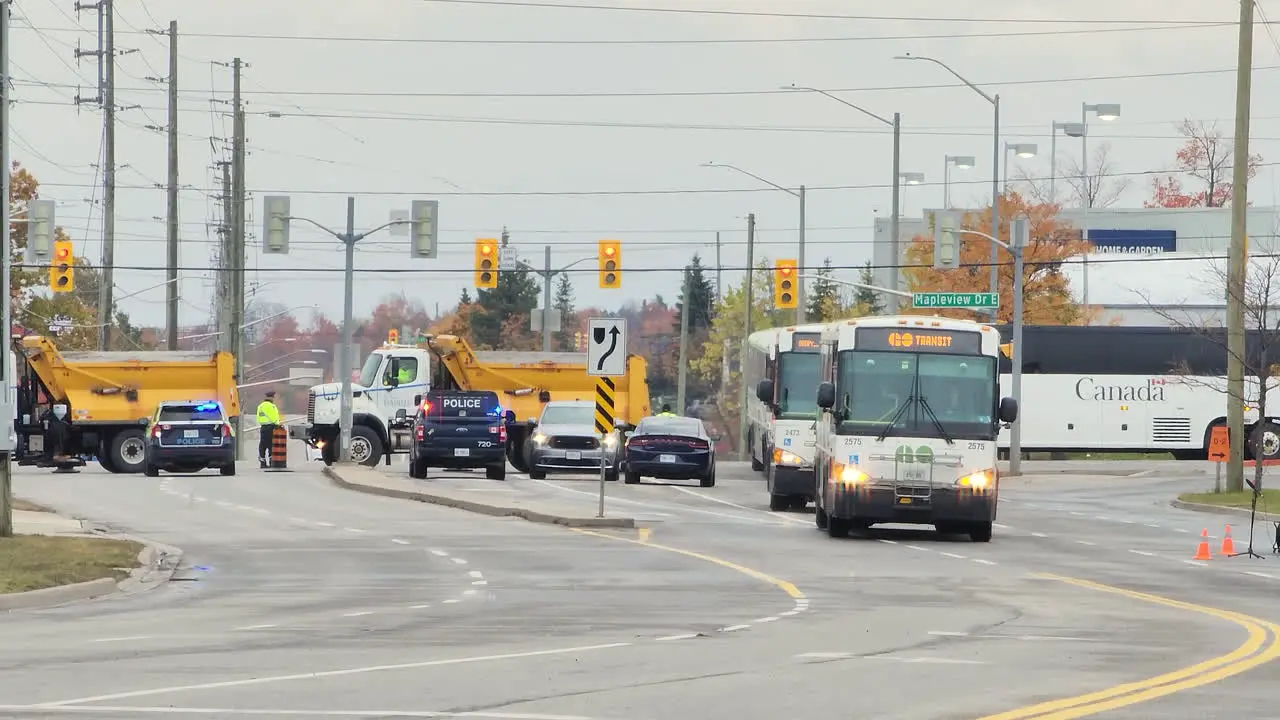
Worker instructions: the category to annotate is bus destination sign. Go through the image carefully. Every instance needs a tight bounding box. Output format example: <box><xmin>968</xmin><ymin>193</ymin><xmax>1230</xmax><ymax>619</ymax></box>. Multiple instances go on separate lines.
<box><xmin>792</xmin><ymin>332</ymin><xmax>820</xmax><ymax>351</ymax></box>
<box><xmin>855</xmin><ymin>327</ymin><xmax>982</xmax><ymax>355</ymax></box>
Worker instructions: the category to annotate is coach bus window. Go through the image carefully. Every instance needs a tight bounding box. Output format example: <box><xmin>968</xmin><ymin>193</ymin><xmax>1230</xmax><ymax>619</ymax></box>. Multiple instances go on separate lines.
<box><xmin>838</xmin><ymin>352</ymin><xmax>915</xmax><ymax>429</ymax></box>
<box><xmin>776</xmin><ymin>351</ymin><xmax>821</xmax><ymax>418</ymax></box>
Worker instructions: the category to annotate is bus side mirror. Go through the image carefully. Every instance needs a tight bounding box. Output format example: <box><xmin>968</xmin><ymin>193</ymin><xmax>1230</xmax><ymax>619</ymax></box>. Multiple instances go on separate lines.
<box><xmin>998</xmin><ymin>397</ymin><xmax>1018</xmax><ymax>423</ymax></box>
<box><xmin>413</xmin><ymin>394</ymin><xmax>422</xmax><ymax>406</ymax></box>
<box><xmin>816</xmin><ymin>382</ymin><xmax>836</xmax><ymax>410</ymax></box>
<box><xmin>755</xmin><ymin>379</ymin><xmax>774</xmax><ymax>404</ymax></box>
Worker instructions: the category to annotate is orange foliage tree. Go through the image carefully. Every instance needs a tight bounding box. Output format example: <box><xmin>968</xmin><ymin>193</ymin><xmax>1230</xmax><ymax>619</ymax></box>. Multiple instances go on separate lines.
<box><xmin>902</xmin><ymin>191</ymin><xmax>1096</xmax><ymax>325</ymax></box>
<box><xmin>1146</xmin><ymin>119</ymin><xmax>1263</xmax><ymax>208</ymax></box>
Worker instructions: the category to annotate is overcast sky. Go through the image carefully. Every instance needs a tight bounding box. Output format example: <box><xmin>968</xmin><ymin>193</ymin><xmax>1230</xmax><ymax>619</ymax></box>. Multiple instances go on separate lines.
<box><xmin>7</xmin><ymin>0</ymin><xmax>1276</xmax><ymax>328</ymax></box>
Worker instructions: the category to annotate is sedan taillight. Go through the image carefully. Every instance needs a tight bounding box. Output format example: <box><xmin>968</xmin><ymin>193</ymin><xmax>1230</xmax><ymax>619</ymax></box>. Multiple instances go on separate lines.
<box><xmin>414</xmin><ymin>424</ymin><xmax>424</xmax><ymax>441</ymax></box>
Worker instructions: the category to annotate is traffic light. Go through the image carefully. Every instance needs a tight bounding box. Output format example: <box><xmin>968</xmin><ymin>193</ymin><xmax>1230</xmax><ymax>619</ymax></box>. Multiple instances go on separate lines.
<box><xmin>49</xmin><ymin>240</ymin><xmax>74</xmax><ymax>292</ymax></box>
<box><xmin>598</xmin><ymin>240</ymin><xmax>621</xmax><ymax>289</ymax></box>
<box><xmin>388</xmin><ymin>329</ymin><xmax>399</xmax><ymax>345</ymax></box>
<box><xmin>774</xmin><ymin>259</ymin><xmax>797</xmax><ymax>309</ymax></box>
<box><xmin>475</xmin><ymin>238</ymin><xmax>498</xmax><ymax>288</ymax></box>
<box><xmin>932</xmin><ymin>210</ymin><xmax>961</xmax><ymax>269</ymax></box>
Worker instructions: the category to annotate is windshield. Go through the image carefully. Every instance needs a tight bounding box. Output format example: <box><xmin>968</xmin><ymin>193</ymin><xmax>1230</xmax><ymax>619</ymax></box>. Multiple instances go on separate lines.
<box><xmin>158</xmin><ymin>403</ymin><xmax>224</xmax><ymax>422</ymax></box>
<box><xmin>358</xmin><ymin>352</ymin><xmax>384</xmax><ymax>388</ymax></box>
<box><xmin>776</xmin><ymin>351</ymin><xmax>820</xmax><ymax>418</ymax></box>
<box><xmin>540</xmin><ymin>405</ymin><xmax>595</xmax><ymax>426</ymax></box>
<box><xmin>639</xmin><ymin>418</ymin><xmax>702</xmax><ymax>436</ymax></box>
<box><xmin>835</xmin><ymin>350</ymin><xmax>997</xmax><ymax>439</ymax></box>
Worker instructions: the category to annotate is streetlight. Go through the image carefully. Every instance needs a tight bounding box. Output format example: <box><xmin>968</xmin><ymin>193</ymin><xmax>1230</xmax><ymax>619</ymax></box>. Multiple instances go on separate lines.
<box><xmin>1050</xmin><ymin>122</ymin><xmax>1085</xmax><ymax>204</ymax></box>
<box><xmin>779</xmin><ymin>85</ymin><xmax>905</xmax><ymax>312</ymax></box>
<box><xmin>895</xmin><ymin>54</ymin><xmax>1000</xmax><ymax>321</ymax></box>
<box><xmin>1003</xmin><ymin>143</ymin><xmax>1037</xmax><ymax>191</ymax></box>
<box><xmin>901</xmin><ymin>172</ymin><xmax>925</xmax><ymax>185</ymax></box>
<box><xmin>943</xmin><ymin>156</ymin><xmax>975</xmax><ymax>208</ymax></box>
<box><xmin>701</xmin><ymin>162</ymin><xmax>806</xmax><ymax>323</ymax></box>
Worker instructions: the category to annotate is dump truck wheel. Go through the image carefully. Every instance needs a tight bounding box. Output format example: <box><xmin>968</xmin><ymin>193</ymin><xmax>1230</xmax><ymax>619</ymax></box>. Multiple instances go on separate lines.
<box><xmin>349</xmin><ymin>425</ymin><xmax>382</xmax><ymax>467</ymax></box>
<box><xmin>109</xmin><ymin>430</ymin><xmax>147</xmax><ymax>474</ymax></box>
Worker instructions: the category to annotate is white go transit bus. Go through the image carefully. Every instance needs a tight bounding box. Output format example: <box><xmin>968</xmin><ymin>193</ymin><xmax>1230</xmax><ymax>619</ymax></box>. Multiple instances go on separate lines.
<box><xmin>994</xmin><ymin>325</ymin><xmax>1280</xmax><ymax>461</ymax></box>
<box><xmin>744</xmin><ymin>324</ymin><xmax>827</xmax><ymax>511</ymax></box>
<box><xmin>813</xmin><ymin>316</ymin><xmax>1018</xmax><ymax>542</ymax></box>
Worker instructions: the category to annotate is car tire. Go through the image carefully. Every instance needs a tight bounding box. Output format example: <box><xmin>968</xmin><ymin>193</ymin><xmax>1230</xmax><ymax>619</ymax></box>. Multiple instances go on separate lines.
<box><xmin>409</xmin><ymin>456</ymin><xmax>428</xmax><ymax>479</ymax></box>
<box><xmin>604</xmin><ymin>466</ymin><xmax>619</xmax><ymax>483</ymax></box>
<box><xmin>624</xmin><ymin>470</ymin><xmax>641</xmax><ymax>484</ymax></box>
<box><xmin>529</xmin><ymin>468</ymin><xmax>546</xmax><ymax>480</ymax></box>
<box><xmin>144</xmin><ymin>462</ymin><xmax>159</xmax><ymax>477</ymax></box>
<box><xmin>486</xmin><ymin>463</ymin><xmax>506</xmax><ymax>481</ymax></box>
<box><xmin>220</xmin><ymin>463</ymin><xmax>236</xmax><ymax>477</ymax></box>
<box><xmin>769</xmin><ymin>493</ymin><xmax>790</xmax><ymax>511</ymax></box>
<box><xmin>699</xmin><ymin>466</ymin><xmax>715</xmax><ymax>488</ymax></box>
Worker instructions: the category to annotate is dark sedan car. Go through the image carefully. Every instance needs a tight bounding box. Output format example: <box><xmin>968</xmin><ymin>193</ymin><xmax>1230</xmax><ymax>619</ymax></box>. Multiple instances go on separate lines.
<box><xmin>144</xmin><ymin>400</ymin><xmax>236</xmax><ymax>477</ymax></box>
<box><xmin>622</xmin><ymin>415</ymin><xmax>717</xmax><ymax>487</ymax></box>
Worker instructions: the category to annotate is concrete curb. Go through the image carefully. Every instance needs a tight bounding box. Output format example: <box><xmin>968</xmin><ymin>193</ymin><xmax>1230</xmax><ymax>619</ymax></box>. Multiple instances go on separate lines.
<box><xmin>0</xmin><ymin>524</ymin><xmax>186</xmax><ymax>612</ymax></box>
<box><xmin>1170</xmin><ymin>498</ymin><xmax>1280</xmax><ymax>523</ymax></box>
<box><xmin>324</xmin><ymin>466</ymin><xmax>634</xmax><ymax>529</ymax></box>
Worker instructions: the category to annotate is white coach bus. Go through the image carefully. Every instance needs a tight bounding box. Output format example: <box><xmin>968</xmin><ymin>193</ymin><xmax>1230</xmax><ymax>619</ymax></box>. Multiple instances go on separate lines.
<box><xmin>745</xmin><ymin>324</ymin><xmax>827</xmax><ymax>511</ymax></box>
<box><xmin>813</xmin><ymin>316</ymin><xmax>1017</xmax><ymax>542</ymax></box>
<box><xmin>995</xmin><ymin>325</ymin><xmax>1280</xmax><ymax>461</ymax></box>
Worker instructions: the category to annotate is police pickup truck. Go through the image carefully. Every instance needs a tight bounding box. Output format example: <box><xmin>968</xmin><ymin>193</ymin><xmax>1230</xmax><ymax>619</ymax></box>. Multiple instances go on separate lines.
<box><xmin>408</xmin><ymin>390</ymin><xmax>510</xmax><ymax>480</ymax></box>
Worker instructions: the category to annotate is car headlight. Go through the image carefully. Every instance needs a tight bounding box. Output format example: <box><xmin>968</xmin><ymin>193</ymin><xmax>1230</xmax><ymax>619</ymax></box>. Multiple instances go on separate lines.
<box><xmin>532</xmin><ymin>433</ymin><xmax>547</xmax><ymax>445</ymax></box>
<box><xmin>957</xmin><ymin>469</ymin><xmax>994</xmax><ymax>489</ymax></box>
<box><xmin>602</xmin><ymin>434</ymin><xmax>617</xmax><ymax>447</ymax></box>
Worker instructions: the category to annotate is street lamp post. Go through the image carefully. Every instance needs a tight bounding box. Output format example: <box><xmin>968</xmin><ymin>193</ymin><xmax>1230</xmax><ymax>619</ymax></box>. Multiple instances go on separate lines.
<box><xmin>1050</xmin><ymin>122</ymin><xmax>1085</xmax><ymax>205</ymax></box>
<box><xmin>895</xmin><ymin>54</ymin><xmax>1000</xmax><ymax>321</ymax></box>
<box><xmin>1077</xmin><ymin>103</ymin><xmax>1121</xmax><ymax>308</ymax></box>
<box><xmin>701</xmin><ymin>163</ymin><xmax>805</xmax><ymax>323</ymax></box>
<box><xmin>1003</xmin><ymin>143</ymin><xmax>1038</xmax><ymax>191</ymax></box>
<box><xmin>779</xmin><ymin>86</ymin><xmax>908</xmax><ymax>313</ymax></box>
<box><xmin>943</xmin><ymin>156</ymin><xmax>975</xmax><ymax>208</ymax></box>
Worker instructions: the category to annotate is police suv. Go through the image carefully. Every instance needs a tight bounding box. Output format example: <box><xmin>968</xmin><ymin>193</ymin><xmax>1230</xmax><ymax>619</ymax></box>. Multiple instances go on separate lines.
<box><xmin>408</xmin><ymin>390</ymin><xmax>510</xmax><ymax>480</ymax></box>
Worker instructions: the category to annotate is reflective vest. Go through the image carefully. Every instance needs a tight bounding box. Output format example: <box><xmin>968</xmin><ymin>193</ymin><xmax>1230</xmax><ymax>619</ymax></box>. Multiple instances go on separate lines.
<box><xmin>256</xmin><ymin>400</ymin><xmax>281</xmax><ymax>425</ymax></box>
<box><xmin>657</xmin><ymin>412</ymin><xmax>678</xmax><ymax>417</ymax></box>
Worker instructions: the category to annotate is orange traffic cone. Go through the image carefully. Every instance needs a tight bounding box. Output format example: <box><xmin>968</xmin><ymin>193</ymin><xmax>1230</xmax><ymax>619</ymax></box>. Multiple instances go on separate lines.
<box><xmin>1222</xmin><ymin>525</ymin><xmax>1236</xmax><ymax>555</ymax></box>
<box><xmin>1193</xmin><ymin>528</ymin><xmax>1213</xmax><ymax>560</ymax></box>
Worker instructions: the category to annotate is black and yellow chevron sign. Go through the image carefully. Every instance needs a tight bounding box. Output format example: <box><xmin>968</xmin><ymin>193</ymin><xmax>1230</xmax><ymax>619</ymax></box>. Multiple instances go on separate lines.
<box><xmin>594</xmin><ymin>377</ymin><xmax>616</xmax><ymax>436</ymax></box>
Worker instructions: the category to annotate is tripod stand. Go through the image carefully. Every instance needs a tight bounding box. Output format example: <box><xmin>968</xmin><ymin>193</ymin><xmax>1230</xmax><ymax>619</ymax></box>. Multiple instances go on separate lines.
<box><xmin>1228</xmin><ymin>487</ymin><xmax>1267</xmax><ymax>559</ymax></box>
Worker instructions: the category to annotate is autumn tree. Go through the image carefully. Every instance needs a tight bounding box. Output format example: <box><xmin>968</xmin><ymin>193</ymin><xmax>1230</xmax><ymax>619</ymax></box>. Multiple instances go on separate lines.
<box><xmin>552</xmin><ymin>273</ymin><xmax>576</xmax><ymax>351</ymax></box>
<box><xmin>902</xmin><ymin>191</ymin><xmax>1096</xmax><ymax>325</ymax></box>
<box><xmin>68</xmin><ymin>260</ymin><xmax>153</xmax><ymax>350</ymax></box>
<box><xmin>853</xmin><ymin>260</ymin><xmax>887</xmax><ymax>316</ymax></box>
<box><xmin>1147</xmin><ymin>119</ymin><xmax>1263</xmax><ymax>208</ymax></box>
<box><xmin>363</xmin><ymin>292</ymin><xmax>432</xmax><ymax>348</ymax></box>
<box><xmin>471</xmin><ymin>265</ymin><xmax>539</xmax><ymax>349</ymax></box>
<box><xmin>806</xmin><ymin>257</ymin><xmax>842</xmax><ymax>322</ymax></box>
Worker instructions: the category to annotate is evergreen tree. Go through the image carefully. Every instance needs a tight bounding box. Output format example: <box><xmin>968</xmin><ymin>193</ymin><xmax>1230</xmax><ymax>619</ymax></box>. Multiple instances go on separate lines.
<box><xmin>552</xmin><ymin>272</ymin><xmax>576</xmax><ymax>351</ymax></box>
<box><xmin>806</xmin><ymin>257</ymin><xmax>841</xmax><ymax>322</ymax></box>
<box><xmin>459</xmin><ymin>288</ymin><xmax>473</xmax><ymax>306</ymax></box>
<box><xmin>674</xmin><ymin>254</ymin><xmax>716</xmax><ymax>332</ymax></box>
<box><xmin>470</xmin><ymin>264</ymin><xmax>541</xmax><ymax>349</ymax></box>
<box><xmin>855</xmin><ymin>260</ymin><xmax>887</xmax><ymax>315</ymax></box>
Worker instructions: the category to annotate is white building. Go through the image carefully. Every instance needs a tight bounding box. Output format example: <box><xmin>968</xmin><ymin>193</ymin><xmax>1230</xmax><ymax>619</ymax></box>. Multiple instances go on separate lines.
<box><xmin>870</xmin><ymin>206</ymin><xmax>1280</xmax><ymax>326</ymax></box>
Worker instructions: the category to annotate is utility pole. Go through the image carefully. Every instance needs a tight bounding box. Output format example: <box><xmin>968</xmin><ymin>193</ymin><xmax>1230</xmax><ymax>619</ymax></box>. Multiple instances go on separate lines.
<box><xmin>163</xmin><ymin>21</ymin><xmax>178</xmax><ymax>349</ymax></box>
<box><xmin>676</xmin><ymin>268</ymin><xmax>690</xmax><ymax>414</ymax></box>
<box><xmin>1</xmin><ymin>0</ymin><xmax>13</xmax><ymax>537</ymax></box>
<box><xmin>542</xmin><ymin>245</ymin><xmax>552</xmax><ymax>352</ymax></box>
<box><xmin>714</xmin><ymin>231</ymin><xmax>722</xmax><ymax>300</ymax></box>
<box><xmin>738</xmin><ymin>213</ymin><xmax>755</xmax><ymax>461</ymax></box>
<box><xmin>1226</xmin><ymin>0</ymin><xmax>1254</xmax><ymax>493</ymax></box>
<box><xmin>215</xmin><ymin>160</ymin><xmax>232</xmax><ymax>349</ymax></box>
<box><xmin>228</xmin><ymin>58</ymin><xmax>247</xmax><ymax>455</ymax></box>
<box><xmin>72</xmin><ymin>0</ymin><xmax>116</xmax><ymax>350</ymax></box>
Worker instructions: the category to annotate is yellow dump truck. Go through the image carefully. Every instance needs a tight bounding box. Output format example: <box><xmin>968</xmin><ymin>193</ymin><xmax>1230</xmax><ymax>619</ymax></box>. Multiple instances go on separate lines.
<box><xmin>14</xmin><ymin>336</ymin><xmax>240</xmax><ymax>473</ymax></box>
<box><xmin>296</xmin><ymin>333</ymin><xmax>651</xmax><ymax>471</ymax></box>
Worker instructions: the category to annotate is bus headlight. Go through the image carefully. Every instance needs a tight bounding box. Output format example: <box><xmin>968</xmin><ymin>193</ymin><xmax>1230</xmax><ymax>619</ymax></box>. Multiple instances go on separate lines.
<box><xmin>957</xmin><ymin>469</ymin><xmax>994</xmax><ymax>490</ymax></box>
<box><xmin>831</xmin><ymin>462</ymin><xmax>868</xmax><ymax>486</ymax></box>
<box><xmin>772</xmin><ymin>448</ymin><xmax>804</xmax><ymax>465</ymax></box>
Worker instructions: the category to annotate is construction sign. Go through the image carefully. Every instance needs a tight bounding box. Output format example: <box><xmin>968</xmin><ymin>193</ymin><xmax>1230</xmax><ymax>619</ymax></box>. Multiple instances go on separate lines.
<box><xmin>1208</xmin><ymin>426</ymin><xmax>1229</xmax><ymax>462</ymax></box>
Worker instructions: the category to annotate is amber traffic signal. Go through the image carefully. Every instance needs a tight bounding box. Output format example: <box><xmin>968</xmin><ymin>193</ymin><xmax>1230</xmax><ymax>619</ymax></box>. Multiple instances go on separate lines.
<box><xmin>475</xmin><ymin>238</ymin><xmax>498</xmax><ymax>288</ymax></box>
<box><xmin>50</xmin><ymin>240</ymin><xmax>74</xmax><ymax>293</ymax></box>
<box><xmin>774</xmin><ymin>259</ymin><xmax>797</xmax><ymax>309</ymax></box>
<box><xmin>388</xmin><ymin>329</ymin><xmax>399</xmax><ymax>345</ymax></box>
<box><xmin>598</xmin><ymin>240</ymin><xmax>621</xmax><ymax>289</ymax></box>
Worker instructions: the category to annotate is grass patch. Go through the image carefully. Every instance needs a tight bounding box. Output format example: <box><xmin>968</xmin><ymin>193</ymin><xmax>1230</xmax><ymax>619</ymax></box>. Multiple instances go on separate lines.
<box><xmin>11</xmin><ymin>498</ymin><xmax>53</xmax><ymax>513</ymax></box>
<box><xmin>0</xmin><ymin>535</ymin><xmax>143</xmax><ymax>594</ymax></box>
<box><xmin>1178</xmin><ymin>489</ymin><xmax>1280</xmax><ymax>509</ymax></box>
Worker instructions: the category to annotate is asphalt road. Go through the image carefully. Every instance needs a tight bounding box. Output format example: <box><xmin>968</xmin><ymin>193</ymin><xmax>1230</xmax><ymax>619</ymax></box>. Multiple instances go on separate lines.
<box><xmin>2</xmin><ymin>455</ymin><xmax>1279</xmax><ymax>719</ymax></box>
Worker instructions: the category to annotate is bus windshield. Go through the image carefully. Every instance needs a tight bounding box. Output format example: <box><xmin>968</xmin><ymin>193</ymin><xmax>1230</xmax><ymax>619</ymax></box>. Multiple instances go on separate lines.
<box><xmin>776</xmin><ymin>351</ymin><xmax>821</xmax><ymax>418</ymax></box>
<box><xmin>835</xmin><ymin>350</ymin><xmax>997</xmax><ymax>439</ymax></box>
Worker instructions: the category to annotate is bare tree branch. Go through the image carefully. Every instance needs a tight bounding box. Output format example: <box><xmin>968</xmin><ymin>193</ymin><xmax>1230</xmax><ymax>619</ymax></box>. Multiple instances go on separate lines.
<box><xmin>1057</xmin><ymin>143</ymin><xmax>1132</xmax><ymax>208</ymax></box>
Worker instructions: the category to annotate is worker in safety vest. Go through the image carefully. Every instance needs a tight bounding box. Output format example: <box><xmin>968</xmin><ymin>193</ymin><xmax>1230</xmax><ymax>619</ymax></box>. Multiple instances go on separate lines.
<box><xmin>396</xmin><ymin>363</ymin><xmax>415</xmax><ymax>384</ymax></box>
<box><xmin>256</xmin><ymin>391</ymin><xmax>282</xmax><ymax>469</ymax></box>
<box><xmin>656</xmin><ymin>403</ymin><xmax>678</xmax><ymax>418</ymax></box>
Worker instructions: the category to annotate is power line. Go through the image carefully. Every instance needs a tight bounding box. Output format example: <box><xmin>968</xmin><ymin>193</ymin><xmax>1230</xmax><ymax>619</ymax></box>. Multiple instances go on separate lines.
<box><xmin>417</xmin><ymin>0</ymin><xmax>1244</xmax><ymax>25</ymax></box>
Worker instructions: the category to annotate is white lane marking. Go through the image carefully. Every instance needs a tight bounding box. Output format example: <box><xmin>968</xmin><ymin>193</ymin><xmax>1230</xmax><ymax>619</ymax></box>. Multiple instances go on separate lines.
<box><xmin>443</xmin><ymin>599</ymin><xmax>460</xmax><ymax>604</ymax></box>
<box><xmin>429</xmin><ymin>549</ymin><xmax>449</xmax><ymax>556</ymax></box>
<box><xmin>463</xmin><ymin>589</ymin><xmax>477</xmax><ymax>596</ymax></box>
<box><xmin>472</xmin><ymin>580</ymin><xmax>488</xmax><ymax>585</ymax></box>
<box><xmin>409</xmin><ymin>604</ymin><xmax>431</xmax><ymax>609</ymax></box>
<box><xmin>289</xmin><ymin>517</ymin><xmax>308</xmax><ymax>524</ymax></box>
<box><xmin>993</xmin><ymin>523</ymin><xmax>1012</xmax><ymax>530</ymax></box>
<box><xmin>928</xmin><ymin>631</ymin><xmax>969</xmax><ymax>637</ymax></box>
<box><xmin>1144</xmin><ymin>523</ymin><xmax>1161</xmax><ymax>528</ymax></box>
<box><xmin>904</xmin><ymin>544</ymin><xmax>929</xmax><ymax>551</ymax></box>
<box><xmin>939</xmin><ymin>552</ymin><xmax>967</xmax><ymax>560</ymax></box>
<box><xmin>1120</xmin><ymin>520</ymin><xmax>1136</xmax><ymax>525</ymax></box>
<box><xmin>656</xmin><ymin>633</ymin><xmax>699</xmax><ymax>641</ymax></box>
<box><xmin>193</xmin><ymin>496</ymin><xmax>207</xmax><ymax>503</ymax></box>
<box><xmin>234</xmin><ymin>624</ymin><xmax>277</xmax><ymax>631</ymax></box>
<box><xmin>668</xmin><ymin>485</ymin><xmax>809</xmax><ymax>526</ymax></box>
<box><xmin>972</xmin><ymin>558</ymin><xmax>997</xmax><ymax>566</ymax></box>
<box><xmin>1069</xmin><ymin>511</ymin><xmax>1084</xmax><ymax>516</ymax></box>
<box><xmin>795</xmin><ymin>652</ymin><xmax>987</xmax><ymax>665</ymax></box>
<box><xmin>343</xmin><ymin>527</ymin><xmax>365</xmax><ymax>534</ymax></box>
<box><xmin>469</xmin><ymin>570</ymin><xmax>484</xmax><ymax>578</ymax></box>
<box><xmin>1127</xmin><ymin>469</ymin><xmax>1154</xmax><ymax>478</ymax></box>
<box><xmin>1245</xmin><ymin>571</ymin><xmax>1274</xmax><ymax>579</ymax></box>
<box><xmin>1175</xmin><ymin>528</ymin><xmax>1190</xmax><ymax>533</ymax></box>
<box><xmin>534</xmin><ymin>479</ymin><xmax>782</xmax><ymax>526</ymax></box>
<box><xmin>342</xmin><ymin>611</ymin><xmax>374</xmax><ymax>617</ymax></box>
<box><xmin>1030</xmin><ymin>532</ymin><xmax>1048</xmax><ymax>538</ymax></box>
<box><xmin>24</xmin><ymin>644</ymin><xmax>629</xmax><ymax>704</ymax></box>
<box><xmin>390</xmin><ymin>539</ymin><xmax>410</xmax><ymax>545</ymax></box>
<box><xmin>720</xmin><ymin>624</ymin><xmax>750</xmax><ymax>632</ymax></box>
<box><xmin>91</xmin><ymin>636</ymin><xmax>151</xmax><ymax>643</ymax></box>
<box><xmin>1129</xmin><ymin>550</ymin><xmax>1157</xmax><ymax>557</ymax></box>
<box><xmin>878</xmin><ymin>538</ymin><xmax>899</xmax><ymax>545</ymax></box>
<box><xmin>451</xmin><ymin>557</ymin><xmax>468</xmax><ymax>565</ymax></box>
<box><xmin>1095</xmin><ymin>516</ymin><xmax>1109</xmax><ymax>521</ymax></box>
<box><xmin>3</xmin><ymin>705</ymin><xmax>599</xmax><ymax>719</ymax></box>
<box><xmin>316</xmin><ymin>521</ymin><xmax>335</xmax><ymax>527</ymax></box>
<box><xmin>1183</xmin><ymin>560</ymin><xmax>1208</xmax><ymax>566</ymax></box>
<box><xmin>797</xmin><ymin>652</ymin><xmax>853</xmax><ymax>659</ymax></box>
<box><xmin>779</xmin><ymin>610</ymin><xmax>798</xmax><ymax>616</ymax></box>
<box><xmin>1075</xmin><ymin>540</ymin><xmax>1096</xmax><ymax>546</ymax></box>
<box><xmin>753</xmin><ymin>616</ymin><xmax>780</xmax><ymax>623</ymax></box>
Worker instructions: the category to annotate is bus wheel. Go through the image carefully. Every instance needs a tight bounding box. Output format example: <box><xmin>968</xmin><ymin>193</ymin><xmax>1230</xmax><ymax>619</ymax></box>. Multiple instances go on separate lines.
<box><xmin>826</xmin><ymin>516</ymin><xmax>849</xmax><ymax>538</ymax></box>
<box><xmin>769</xmin><ymin>493</ymin><xmax>790</xmax><ymax>511</ymax></box>
<box><xmin>969</xmin><ymin>522</ymin><xmax>993</xmax><ymax>543</ymax></box>
<box><xmin>814</xmin><ymin>506</ymin><xmax>828</xmax><ymax>530</ymax></box>
<box><xmin>1254</xmin><ymin>422</ymin><xmax>1280</xmax><ymax>461</ymax></box>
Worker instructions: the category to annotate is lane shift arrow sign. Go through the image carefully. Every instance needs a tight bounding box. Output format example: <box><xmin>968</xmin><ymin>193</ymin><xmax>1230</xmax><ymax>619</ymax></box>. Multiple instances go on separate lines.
<box><xmin>596</xmin><ymin>326</ymin><xmax>619</xmax><ymax>372</ymax></box>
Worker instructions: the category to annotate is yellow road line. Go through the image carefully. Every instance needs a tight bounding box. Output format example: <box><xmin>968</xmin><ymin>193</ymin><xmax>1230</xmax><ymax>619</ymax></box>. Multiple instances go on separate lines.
<box><xmin>979</xmin><ymin>574</ymin><xmax>1280</xmax><ymax>720</ymax></box>
<box><xmin>636</xmin><ymin>527</ymin><xmax>651</xmax><ymax>544</ymax></box>
<box><xmin>571</xmin><ymin>528</ymin><xmax>804</xmax><ymax>600</ymax></box>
